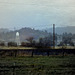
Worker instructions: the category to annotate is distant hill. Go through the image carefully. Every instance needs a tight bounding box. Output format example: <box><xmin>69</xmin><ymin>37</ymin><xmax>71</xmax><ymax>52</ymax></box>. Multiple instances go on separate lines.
<box><xmin>0</xmin><ymin>28</ymin><xmax>10</xmax><ymax>33</ymax></box>
<box><xmin>45</xmin><ymin>26</ymin><xmax>75</xmax><ymax>34</ymax></box>
<box><xmin>0</xmin><ymin>27</ymin><xmax>49</xmax><ymax>42</ymax></box>
<box><xmin>0</xmin><ymin>26</ymin><xmax>75</xmax><ymax>42</ymax></box>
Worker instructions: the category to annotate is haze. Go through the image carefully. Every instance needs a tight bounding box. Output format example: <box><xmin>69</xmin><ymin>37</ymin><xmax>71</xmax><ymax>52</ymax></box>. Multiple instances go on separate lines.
<box><xmin>0</xmin><ymin>0</ymin><xmax>75</xmax><ymax>30</ymax></box>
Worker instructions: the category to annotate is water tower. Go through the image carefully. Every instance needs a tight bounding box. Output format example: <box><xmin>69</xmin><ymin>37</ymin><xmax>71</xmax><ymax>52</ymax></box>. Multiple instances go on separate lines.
<box><xmin>15</xmin><ymin>32</ymin><xmax>21</xmax><ymax>46</ymax></box>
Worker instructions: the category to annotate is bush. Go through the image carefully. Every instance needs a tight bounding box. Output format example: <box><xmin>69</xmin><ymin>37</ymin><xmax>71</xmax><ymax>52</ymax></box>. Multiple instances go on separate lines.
<box><xmin>0</xmin><ymin>42</ymin><xmax>5</xmax><ymax>46</ymax></box>
<box><xmin>8</xmin><ymin>42</ymin><xmax>17</xmax><ymax>47</ymax></box>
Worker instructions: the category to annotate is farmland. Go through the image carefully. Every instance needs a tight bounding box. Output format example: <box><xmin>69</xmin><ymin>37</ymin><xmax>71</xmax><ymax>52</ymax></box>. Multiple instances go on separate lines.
<box><xmin>0</xmin><ymin>46</ymin><xmax>75</xmax><ymax>75</ymax></box>
<box><xmin>0</xmin><ymin>55</ymin><xmax>75</xmax><ymax>75</ymax></box>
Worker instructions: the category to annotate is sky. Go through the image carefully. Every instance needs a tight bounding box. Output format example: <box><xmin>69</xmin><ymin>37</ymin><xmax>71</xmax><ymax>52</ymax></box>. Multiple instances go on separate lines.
<box><xmin>0</xmin><ymin>0</ymin><xmax>75</xmax><ymax>30</ymax></box>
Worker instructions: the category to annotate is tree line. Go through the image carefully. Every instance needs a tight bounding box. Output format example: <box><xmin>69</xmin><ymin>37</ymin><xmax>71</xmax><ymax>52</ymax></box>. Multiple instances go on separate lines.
<box><xmin>0</xmin><ymin>32</ymin><xmax>75</xmax><ymax>47</ymax></box>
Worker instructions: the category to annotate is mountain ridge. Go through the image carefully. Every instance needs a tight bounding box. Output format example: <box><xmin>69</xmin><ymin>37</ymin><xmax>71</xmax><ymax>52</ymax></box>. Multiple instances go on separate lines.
<box><xmin>0</xmin><ymin>26</ymin><xmax>75</xmax><ymax>42</ymax></box>
<box><xmin>44</xmin><ymin>26</ymin><xmax>75</xmax><ymax>34</ymax></box>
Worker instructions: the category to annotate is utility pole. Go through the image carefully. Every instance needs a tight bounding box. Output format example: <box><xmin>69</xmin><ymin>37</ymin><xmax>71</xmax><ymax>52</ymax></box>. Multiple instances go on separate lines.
<box><xmin>53</xmin><ymin>24</ymin><xmax>55</xmax><ymax>49</ymax></box>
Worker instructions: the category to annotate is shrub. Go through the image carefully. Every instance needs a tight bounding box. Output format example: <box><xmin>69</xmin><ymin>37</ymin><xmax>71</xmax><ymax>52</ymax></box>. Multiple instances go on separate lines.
<box><xmin>8</xmin><ymin>42</ymin><xmax>17</xmax><ymax>47</ymax></box>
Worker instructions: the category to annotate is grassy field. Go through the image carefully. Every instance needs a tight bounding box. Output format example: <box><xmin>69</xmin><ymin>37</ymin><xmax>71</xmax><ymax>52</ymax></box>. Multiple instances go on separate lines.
<box><xmin>0</xmin><ymin>55</ymin><xmax>75</xmax><ymax>75</ymax></box>
<box><xmin>0</xmin><ymin>46</ymin><xmax>75</xmax><ymax>49</ymax></box>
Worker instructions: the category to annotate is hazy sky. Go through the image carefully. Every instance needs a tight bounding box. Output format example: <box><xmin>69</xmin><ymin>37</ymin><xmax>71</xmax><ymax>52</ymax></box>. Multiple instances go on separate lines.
<box><xmin>0</xmin><ymin>0</ymin><xmax>75</xmax><ymax>29</ymax></box>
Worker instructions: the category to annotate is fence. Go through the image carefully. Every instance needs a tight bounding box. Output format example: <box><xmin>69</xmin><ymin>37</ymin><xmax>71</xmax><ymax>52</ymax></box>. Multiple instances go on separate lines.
<box><xmin>0</xmin><ymin>48</ymin><xmax>75</xmax><ymax>57</ymax></box>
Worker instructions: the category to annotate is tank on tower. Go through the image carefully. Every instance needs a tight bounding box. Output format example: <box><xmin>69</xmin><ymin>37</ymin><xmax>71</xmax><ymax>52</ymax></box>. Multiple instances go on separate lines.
<box><xmin>15</xmin><ymin>32</ymin><xmax>21</xmax><ymax>46</ymax></box>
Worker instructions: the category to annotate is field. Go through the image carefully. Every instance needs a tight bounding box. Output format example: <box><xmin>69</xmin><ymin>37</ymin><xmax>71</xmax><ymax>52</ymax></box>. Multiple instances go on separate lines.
<box><xmin>0</xmin><ymin>46</ymin><xmax>75</xmax><ymax>49</ymax></box>
<box><xmin>0</xmin><ymin>55</ymin><xmax>75</xmax><ymax>75</ymax></box>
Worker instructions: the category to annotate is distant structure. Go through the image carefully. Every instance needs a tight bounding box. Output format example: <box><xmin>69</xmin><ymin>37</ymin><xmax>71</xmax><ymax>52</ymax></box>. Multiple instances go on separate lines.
<box><xmin>57</xmin><ymin>35</ymin><xmax>62</xmax><ymax>45</ymax></box>
<box><xmin>72</xmin><ymin>38</ymin><xmax>75</xmax><ymax>46</ymax></box>
<box><xmin>15</xmin><ymin>32</ymin><xmax>21</xmax><ymax>46</ymax></box>
<box><xmin>53</xmin><ymin>24</ymin><xmax>55</xmax><ymax>48</ymax></box>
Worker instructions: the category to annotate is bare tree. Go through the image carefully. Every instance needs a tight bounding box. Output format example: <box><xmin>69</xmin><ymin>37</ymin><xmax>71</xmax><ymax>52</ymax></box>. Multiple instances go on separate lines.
<box><xmin>26</xmin><ymin>37</ymin><xmax>34</xmax><ymax>44</ymax></box>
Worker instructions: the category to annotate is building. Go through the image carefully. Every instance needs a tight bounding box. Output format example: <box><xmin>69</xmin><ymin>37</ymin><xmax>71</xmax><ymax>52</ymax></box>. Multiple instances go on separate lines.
<box><xmin>56</xmin><ymin>35</ymin><xmax>62</xmax><ymax>45</ymax></box>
